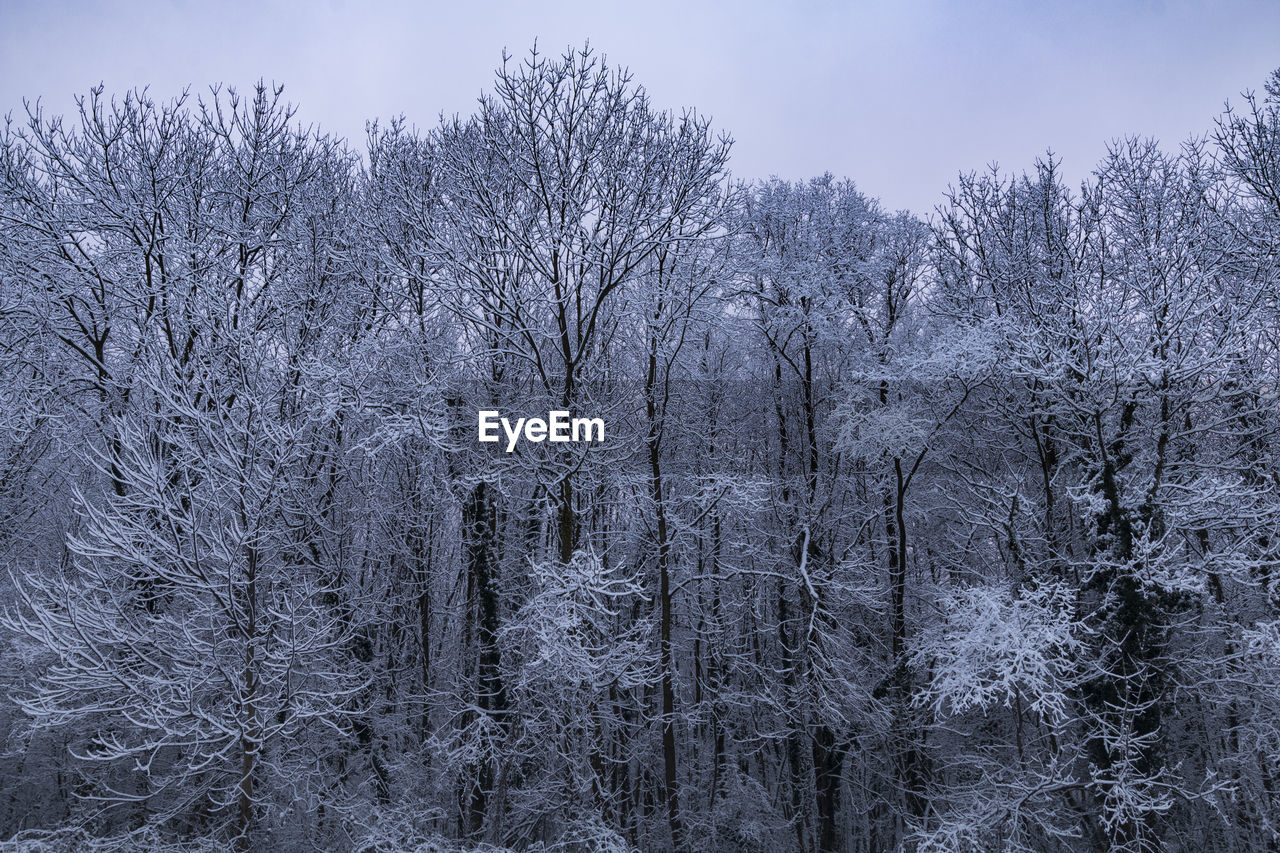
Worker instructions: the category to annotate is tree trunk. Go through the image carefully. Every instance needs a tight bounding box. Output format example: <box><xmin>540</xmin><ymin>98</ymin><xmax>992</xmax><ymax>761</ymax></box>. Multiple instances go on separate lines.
<box><xmin>647</xmin><ymin>342</ymin><xmax>683</xmax><ymax>851</ymax></box>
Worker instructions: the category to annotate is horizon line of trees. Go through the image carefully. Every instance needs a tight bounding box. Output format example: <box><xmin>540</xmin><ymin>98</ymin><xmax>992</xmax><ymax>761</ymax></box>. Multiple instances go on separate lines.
<box><xmin>2</xmin><ymin>44</ymin><xmax>1280</xmax><ymax>853</ymax></box>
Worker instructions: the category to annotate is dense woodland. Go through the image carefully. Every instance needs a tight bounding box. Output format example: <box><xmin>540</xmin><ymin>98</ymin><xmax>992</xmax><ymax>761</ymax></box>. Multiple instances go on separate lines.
<box><xmin>2</xmin><ymin>46</ymin><xmax>1280</xmax><ymax>853</ymax></box>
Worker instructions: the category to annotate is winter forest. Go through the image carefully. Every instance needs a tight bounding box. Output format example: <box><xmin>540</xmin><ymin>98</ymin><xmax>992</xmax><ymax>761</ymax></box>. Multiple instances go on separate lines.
<box><xmin>3</xmin><ymin>44</ymin><xmax>1280</xmax><ymax>853</ymax></box>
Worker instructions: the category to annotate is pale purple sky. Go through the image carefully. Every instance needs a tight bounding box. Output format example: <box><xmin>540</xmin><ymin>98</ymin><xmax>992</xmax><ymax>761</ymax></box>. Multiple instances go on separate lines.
<box><xmin>2</xmin><ymin>0</ymin><xmax>1277</xmax><ymax>215</ymax></box>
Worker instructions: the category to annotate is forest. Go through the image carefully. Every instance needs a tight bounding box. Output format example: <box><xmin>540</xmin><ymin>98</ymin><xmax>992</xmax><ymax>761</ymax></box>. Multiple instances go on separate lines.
<box><xmin>2</xmin><ymin>45</ymin><xmax>1280</xmax><ymax>853</ymax></box>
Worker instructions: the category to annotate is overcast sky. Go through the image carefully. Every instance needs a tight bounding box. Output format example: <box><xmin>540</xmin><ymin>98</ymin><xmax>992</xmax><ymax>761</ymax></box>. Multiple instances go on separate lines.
<box><xmin>2</xmin><ymin>0</ymin><xmax>1277</xmax><ymax>215</ymax></box>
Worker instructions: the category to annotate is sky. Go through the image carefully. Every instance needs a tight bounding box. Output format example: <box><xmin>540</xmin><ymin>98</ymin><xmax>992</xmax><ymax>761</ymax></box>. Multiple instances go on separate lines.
<box><xmin>1</xmin><ymin>0</ymin><xmax>1277</xmax><ymax>216</ymax></box>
